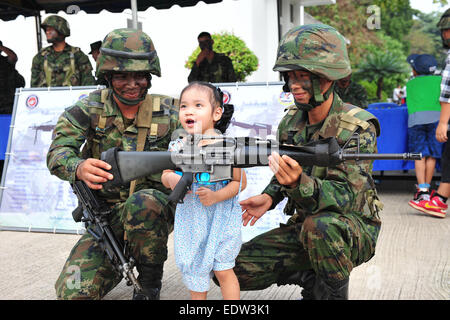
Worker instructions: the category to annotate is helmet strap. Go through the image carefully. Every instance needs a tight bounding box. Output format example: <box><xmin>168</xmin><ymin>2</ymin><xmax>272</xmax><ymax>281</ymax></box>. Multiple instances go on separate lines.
<box><xmin>294</xmin><ymin>76</ymin><xmax>335</xmax><ymax>112</ymax></box>
<box><xmin>107</xmin><ymin>73</ymin><xmax>152</xmax><ymax>106</ymax></box>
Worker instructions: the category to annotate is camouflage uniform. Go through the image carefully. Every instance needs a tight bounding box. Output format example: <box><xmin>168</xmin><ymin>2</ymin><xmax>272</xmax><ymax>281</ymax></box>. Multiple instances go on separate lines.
<box><xmin>233</xmin><ymin>24</ymin><xmax>383</xmax><ymax>299</ymax></box>
<box><xmin>0</xmin><ymin>55</ymin><xmax>25</xmax><ymax>114</ymax></box>
<box><xmin>188</xmin><ymin>52</ymin><xmax>237</xmax><ymax>83</ymax></box>
<box><xmin>47</xmin><ymin>29</ymin><xmax>179</xmax><ymax>300</ymax></box>
<box><xmin>335</xmin><ymin>80</ymin><xmax>369</xmax><ymax>109</ymax></box>
<box><xmin>30</xmin><ymin>15</ymin><xmax>95</xmax><ymax>87</ymax></box>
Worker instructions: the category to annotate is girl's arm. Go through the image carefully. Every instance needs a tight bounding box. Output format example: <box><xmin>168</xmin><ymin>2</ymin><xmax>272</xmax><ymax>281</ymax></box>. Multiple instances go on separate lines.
<box><xmin>196</xmin><ymin>168</ymin><xmax>246</xmax><ymax>206</ymax></box>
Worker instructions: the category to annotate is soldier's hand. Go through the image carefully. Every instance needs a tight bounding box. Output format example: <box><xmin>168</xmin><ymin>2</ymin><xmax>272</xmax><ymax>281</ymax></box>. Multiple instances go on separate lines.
<box><xmin>269</xmin><ymin>152</ymin><xmax>302</xmax><ymax>188</ymax></box>
<box><xmin>240</xmin><ymin>194</ymin><xmax>273</xmax><ymax>226</ymax></box>
<box><xmin>76</xmin><ymin>158</ymin><xmax>113</xmax><ymax>190</ymax></box>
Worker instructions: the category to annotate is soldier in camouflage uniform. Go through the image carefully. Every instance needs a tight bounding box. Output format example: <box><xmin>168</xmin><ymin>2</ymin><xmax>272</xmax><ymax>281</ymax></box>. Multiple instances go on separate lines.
<box><xmin>47</xmin><ymin>28</ymin><xmax>179</xmax><ymax>300</ymax></box>
<box><xmin>31</xmin><ymin>15</ymin><xmax>95</xmax><ymax>87</ymax></box>
<box><xmin>188</xmin><ymin>32</ymin><xmax>237</xmax><ymax>83</ymax></box>
<box><xmin>233</xmin><ymin>24</ymin><xmax>383</xmax><ymax>300</ymax></box>
<box><xmin>335</xmin><ymin>74</ymin><xmax>368</xmax><ymax>109</ymax></box>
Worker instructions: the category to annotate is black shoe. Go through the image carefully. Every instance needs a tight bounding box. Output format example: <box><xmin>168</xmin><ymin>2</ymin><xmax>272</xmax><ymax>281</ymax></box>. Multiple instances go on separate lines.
<box><xmin>322</xmin><ymin>278</ymin><xmax>349</xmax><ymax>300</ymax></box>
<box><xmin>132</xmin><ymin>287</ymin><xmax>160</xmax><ymax>300</ymax></box>
<box><xmin>132</xmin><ymin>264</ymin><xmax>163</xmax><ymax>300</ymax></box>
<box><xmin>277</xmin><ymin>270</ymin><xmax>329</xmax><ymax>300</ymax></box>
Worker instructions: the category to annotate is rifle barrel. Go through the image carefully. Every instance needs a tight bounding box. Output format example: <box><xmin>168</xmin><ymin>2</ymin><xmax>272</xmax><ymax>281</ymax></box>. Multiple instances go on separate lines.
<box><xmin>341</xmin><ymin>152</ymin><xmax>422</xmax><ymax>161</ymax></box>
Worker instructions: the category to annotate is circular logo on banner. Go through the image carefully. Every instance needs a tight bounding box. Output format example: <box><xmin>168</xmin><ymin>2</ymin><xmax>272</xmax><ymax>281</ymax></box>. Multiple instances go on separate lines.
<box><xmin>222</xmin><ymin>90</ymin><xmax>231</xmax><ymax>104</ymax></box>
<box><xmin>78</xmin><ymin>94</ymin><xmax>88</xmax><ymax>101</ymax></box>
<box><xmin>26</xmin><ymin>95</ymin><xmax>39</xmax><ymax>109</ymax></box>
<box><xmin>278</xmin><ymin>91</ymin><xmax>294</xmax><ymax>106</ymax></box>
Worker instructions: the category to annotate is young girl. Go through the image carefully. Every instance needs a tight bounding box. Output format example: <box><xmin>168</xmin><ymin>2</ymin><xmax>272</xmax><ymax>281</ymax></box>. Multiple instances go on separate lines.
<box><xmin>161</xmin><ymin>81</ymin><xmax>246</xmax><ymax>300</ymax></box>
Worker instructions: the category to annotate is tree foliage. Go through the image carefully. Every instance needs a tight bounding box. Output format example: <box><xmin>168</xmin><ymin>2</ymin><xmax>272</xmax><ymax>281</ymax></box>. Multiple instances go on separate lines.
<box><xmin>306</xmin><ymin>0</ymin><xmax>448</xmax><ymax>102</ymax></box>
<box><xmin>357</xmin><ymin>51</ymin><xmax>409</xmax><ymax>99</ymax></box>
<box><xmin>185</xmin><ymin>32</ymin><xmax>258</xmax><ymax>82</ymax></box>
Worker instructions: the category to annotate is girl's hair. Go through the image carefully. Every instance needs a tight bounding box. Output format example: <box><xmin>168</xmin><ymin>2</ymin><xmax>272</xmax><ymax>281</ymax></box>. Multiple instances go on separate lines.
<box><xmin>179</xmin><ymin>81</ymin><xmax>234</xmax><ymax>134</ymax></box>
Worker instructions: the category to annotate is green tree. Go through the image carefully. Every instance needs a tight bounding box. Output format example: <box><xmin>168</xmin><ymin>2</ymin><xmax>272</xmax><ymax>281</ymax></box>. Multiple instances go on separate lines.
<box><xmin>406</xmin><ymin>11</ymin><xmax>448</xmax><ymax>68</ymax></box>
<box><xmin>357</xmin><ymin>51</ymin><xmax>409</xmax><ymax>99</ymax></box>
<box><xmin>368</xmin><ymin>0</ymin><xmax>417</xmax><ymax>52</ymax></box>
<box><xmin>185</xmin><ymin>32</ymin><xmax>258</xmax><ymax>82</ymax></box>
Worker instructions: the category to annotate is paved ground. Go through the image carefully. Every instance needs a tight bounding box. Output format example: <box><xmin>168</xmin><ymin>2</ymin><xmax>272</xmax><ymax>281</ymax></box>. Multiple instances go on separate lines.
<box><xmin>0</xmin><ymin>178</ymin><xmax>449</xmax><ymax>300</ymax></box>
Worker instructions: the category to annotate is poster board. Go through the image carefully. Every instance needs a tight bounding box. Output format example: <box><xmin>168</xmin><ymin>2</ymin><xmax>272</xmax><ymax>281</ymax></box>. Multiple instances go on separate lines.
<box><xmin>0</xmin><ymin>86</ymin><xmax>102</xmax><ymax>234</ymax></box>
<box><xmin>0</xmin><ymin>83</ymin><xmax>293</xmax><ymax>242</ymax></box>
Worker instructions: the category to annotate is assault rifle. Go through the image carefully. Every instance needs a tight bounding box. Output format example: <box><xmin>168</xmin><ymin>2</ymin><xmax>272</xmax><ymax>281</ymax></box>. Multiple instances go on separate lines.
<box><xmin>71</xmin><ymin>180</ymin><xmax>143</xmax><ymax>294</ymax></box>
<box><xmin>100</xmin><ymin>134</ymin><xmax>422</xmax><ymax>204</ymax></box>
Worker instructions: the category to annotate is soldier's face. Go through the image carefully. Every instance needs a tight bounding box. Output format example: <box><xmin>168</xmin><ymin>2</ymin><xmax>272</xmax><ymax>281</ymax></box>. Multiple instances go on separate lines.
<box><xmin>198</xmin><ymin>36</ymin><xmax>213</xmax><ymax>51</ymax></box>
<box><xmin>287</xmin><ymin>70</ymin><xmax>332</xmax><ymax>104</ymax></box>
<box><xmin>92</xmin><ymin>49</ymin><xmax>100</xmax><ymax>62</ymax></box>
<box><xmin>337</xmin><ymin>75</ymin><xmax>351</xmax><ymax>88</ymax></box>
<box><xmin>443</xmin><ymin>29</ymin><xmax>450</xmax><ymax>41</ymax></box>
<box><xmin>111</xmin><ymin>72</ymin><xmax>149</xmax><ymax>101</ymax></box>
<box><xmin>287</xmin><ymin>71</ymin><xmax>313</xmax><ymax>104</ymax></box>
<box><xmin>45</xmin><ymin>26</ymin><xmax>62</xmax><ymax>43</ymax></box>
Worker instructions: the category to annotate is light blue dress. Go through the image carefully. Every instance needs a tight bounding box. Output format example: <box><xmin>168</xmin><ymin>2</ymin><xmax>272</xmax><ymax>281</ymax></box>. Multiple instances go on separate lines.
<box><xmin>169</xmin><ymin>140</ymin><xmax>243</xmax><ymax>292</ymax></box>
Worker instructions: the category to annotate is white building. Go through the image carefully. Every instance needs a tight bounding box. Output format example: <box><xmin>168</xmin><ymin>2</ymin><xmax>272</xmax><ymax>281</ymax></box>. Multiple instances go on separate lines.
<box><xmin>0</xmin><ymin>0</ymin><xmax>335</xmax><ymax>97</ymax></box>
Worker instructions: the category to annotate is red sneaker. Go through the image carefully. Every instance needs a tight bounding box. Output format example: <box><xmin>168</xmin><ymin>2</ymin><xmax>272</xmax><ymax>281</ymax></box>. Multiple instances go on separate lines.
<box><xmin>408</xmin><ymin>189</ymin><xmax>430</xmax><ymax>209</ymax></box>
<box><xmin>410</xmin><ymin>193</ymin><xmax>447</xmax><ymax>218</ymax></box>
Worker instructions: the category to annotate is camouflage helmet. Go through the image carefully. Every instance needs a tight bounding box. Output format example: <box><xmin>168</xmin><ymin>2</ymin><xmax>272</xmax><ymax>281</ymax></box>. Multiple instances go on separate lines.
<box><xmin>273</xmin><ymin>24</ymin><xmax>351</xmax><ymax>80</ymax></box>
<box><xmin>437</xmin><ymin>8</ymin><xmax>450</xmax><ymax>30</ymax></box>
<box><xmin>96</xmin><ymin>28</ymin><xmax>161</xmax><ymax>78</ymax></box>
<box><xmin>41</xmin><ymin>15</ymin><xmax>70</xmax><ymax>37</ymax></box>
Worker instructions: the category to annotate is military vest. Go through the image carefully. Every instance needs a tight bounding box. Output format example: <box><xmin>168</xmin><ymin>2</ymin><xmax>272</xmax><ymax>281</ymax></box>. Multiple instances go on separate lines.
<box><xmin>42</xmin><ymin>46</ymin><xmax>78</xmax><ymax>86</ymax></box>
<box><xmin>82</xmin><ymin>88</ymin><xmax>177</xmax><ymax>197</ymax></box>
<box><xmin>280</xmin><ymin>102</ymin><xmax>383</xmax><ymax>219</ymax></box>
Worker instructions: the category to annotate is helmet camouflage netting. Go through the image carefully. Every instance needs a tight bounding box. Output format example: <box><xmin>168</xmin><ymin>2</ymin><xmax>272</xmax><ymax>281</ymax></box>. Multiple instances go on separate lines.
<box><xmin>96</xmin><ymin>28</ymin><xmax>161</xmax><ymax>78</ymax></box>
<box><xmin>273</xmin><ymin>24</ymin><xmax>351</xmax><ymax>80</ymax></box>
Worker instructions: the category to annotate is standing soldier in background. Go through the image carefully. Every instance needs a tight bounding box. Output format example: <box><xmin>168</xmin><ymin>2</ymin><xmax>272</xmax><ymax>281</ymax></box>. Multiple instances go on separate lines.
<box><xmin>31</xmin><ymin>15</ymin><xmax>95</xmax><ymax>87</ymax></box>
<box><xmin>88</xmin><ymin>40</ymin><xmax>108</xmax><ymax>86</ymax></box>
<box><xmin>335</xmin><ymin>73</ymin><xmax>368</xmax><ymax>109</ymax></box>
<box><xmin>188</xmin><ymin>32</ymin><xmax>237</xmax><ymax>83</ymax></box>
<box><xmin>47</xmin><ymin>28</ymin><xmax>179</xmax><ymax>299</ymax></box>
<box><xmin>228</xmin><ymin>24</ymin><xmax>382</xmax><ymax>300</ymax></box>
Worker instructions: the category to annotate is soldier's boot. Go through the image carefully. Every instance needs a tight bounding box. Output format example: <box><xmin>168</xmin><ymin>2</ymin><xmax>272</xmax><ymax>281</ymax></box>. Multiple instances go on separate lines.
<box><xmin>322</xmin><ymin>278</ymin><xmax>349</xmax><ymax>300</ymax></box>
<box><xmin>132</xmin><ymin>264</ymin><xmax>163</xmax><ymax>300</ymax></box>
<box><xmin>277</xmin><ymin>269</ymin><xmax>329</xmax><ymax>300</ymax></box>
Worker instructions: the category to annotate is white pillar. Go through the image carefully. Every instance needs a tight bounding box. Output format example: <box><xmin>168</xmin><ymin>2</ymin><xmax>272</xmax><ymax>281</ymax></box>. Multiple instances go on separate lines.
<box><xmin>131</xmin><ymin>0</ymin><xmax>138</xmax><ymax>29</ymax></box>
<box><xmin>299</xmin><ymin>5</ymin><xmax>304</xmax><ymax>25</ymax></box>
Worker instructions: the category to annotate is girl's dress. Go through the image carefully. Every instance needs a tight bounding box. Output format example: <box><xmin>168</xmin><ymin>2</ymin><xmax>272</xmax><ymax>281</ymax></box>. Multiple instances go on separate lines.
<box><xmin>169</xmin><ymin>139</ymin><xmax>243</xmax><ymax>292</ymax></box>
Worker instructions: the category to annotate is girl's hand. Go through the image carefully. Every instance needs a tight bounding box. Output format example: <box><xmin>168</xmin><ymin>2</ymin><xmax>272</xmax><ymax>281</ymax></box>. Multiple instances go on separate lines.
<box><xmin>196</xmin><ymin>187</ymin><xmax>217</xmax><ymax>206</ymax></box>
<box><xmin>162</xmin><ymin>171</ymin><xmax>182</xmax><ymax>190</ymax></box>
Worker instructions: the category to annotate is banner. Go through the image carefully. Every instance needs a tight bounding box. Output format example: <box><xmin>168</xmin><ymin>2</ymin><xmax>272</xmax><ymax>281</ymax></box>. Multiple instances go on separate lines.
<box><xmin>0</xmin><ymin>83</ymin><xmax>293</xmax><ymax>241</ymax></box>
<box><xmin>218</xmin><ymin>82</ymin><xmax>292</xmax><ymax>242</ymax></box>
<box><xmin>0</xmin><ymin>86</ymin><xmax>101</xmax><ymax>234</ymax></box>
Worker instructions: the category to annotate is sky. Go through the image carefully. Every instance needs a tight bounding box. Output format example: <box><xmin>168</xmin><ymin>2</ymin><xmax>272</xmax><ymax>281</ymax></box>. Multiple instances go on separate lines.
<box><xmin>410</xmin><ymin>0</ymin><xmax>448</xmax><ymax>14</ymax></box>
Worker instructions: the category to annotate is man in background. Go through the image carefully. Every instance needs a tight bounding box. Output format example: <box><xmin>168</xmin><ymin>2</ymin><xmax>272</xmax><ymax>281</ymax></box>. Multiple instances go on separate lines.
<box><xmin>335</xmin><ymin>73</ymin><xmax>368</xmax><ymax>109</ymax></box>
<box><xmin>0</xmin><ymin>41</ymin><xmax>25</xmax><ymax>114</ymax></box>
<box><xmin>188</xmin><ymin>32</ymin><xmax>236</xmax><ymax>83</ymax></box>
